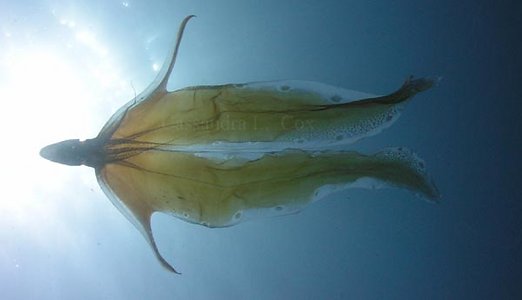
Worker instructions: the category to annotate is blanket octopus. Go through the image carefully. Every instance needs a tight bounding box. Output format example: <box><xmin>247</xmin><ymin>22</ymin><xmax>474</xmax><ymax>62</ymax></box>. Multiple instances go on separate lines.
<box><xmin>40</xmin><ymin>15</ymin><xmax>439</xmax><ymax>274</ymax></box>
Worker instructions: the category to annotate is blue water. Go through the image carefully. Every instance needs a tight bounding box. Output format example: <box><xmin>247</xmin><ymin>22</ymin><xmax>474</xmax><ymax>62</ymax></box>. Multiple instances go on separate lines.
<box><xmin>1</xmin><ymin>0</ymin><xmax>520</xmax><ymax>299</ymax></box>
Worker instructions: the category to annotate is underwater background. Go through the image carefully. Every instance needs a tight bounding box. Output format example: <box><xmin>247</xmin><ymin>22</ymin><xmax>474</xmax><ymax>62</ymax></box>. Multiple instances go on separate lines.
<box><xmin>1</xmin><ymin>0</ymin><xmax>520</xmax><ymax>299</ymax></box>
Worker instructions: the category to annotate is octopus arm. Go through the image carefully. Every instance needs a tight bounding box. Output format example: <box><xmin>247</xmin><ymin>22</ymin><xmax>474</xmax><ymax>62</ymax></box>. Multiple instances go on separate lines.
<box><xmin>96</xmin><ymin>168</ymin><xmax>181</xmax><ymax>274</ymax></box>
<box><xmin>111</xmin><ymin>77</ymin><xmax>435</xmax><ymax>151</ymax></box>
<box><xmin>95</xmin><ymin>146</ymin><xmax>438</xmax><ymax>273</ymax></box>
<box><xmin>96</xmin><ymin>15</ymin><xmax>195</xmax><ymax>142</ymax></box>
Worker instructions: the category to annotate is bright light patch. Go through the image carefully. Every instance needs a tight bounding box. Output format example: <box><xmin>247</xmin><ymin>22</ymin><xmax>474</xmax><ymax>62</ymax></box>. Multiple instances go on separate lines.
<box><xmin>76</xmin><ymin>30</ymin><xmax>108</xmax><ymax>57</ymax></box>
<box><xmin>60</xmin><ymin>18</ymin><xmax>76</xmax><ymax>28</ymax></box>
<box><xmin>0</xmin><ymin>15</ymin><xmax>132</xmax><ymax>249</ymax></box>
<box><xmin>0</xmin><ymin>49</ymin><xmax>90</xmax><ymax>219</ymax></box>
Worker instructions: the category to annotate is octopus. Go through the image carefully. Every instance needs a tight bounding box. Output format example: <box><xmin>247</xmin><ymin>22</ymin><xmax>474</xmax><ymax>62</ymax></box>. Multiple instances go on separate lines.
<box><xmin>40</xmin><ymin>15</ymin><xmax>439</xmax><ymax>274</ymax></box>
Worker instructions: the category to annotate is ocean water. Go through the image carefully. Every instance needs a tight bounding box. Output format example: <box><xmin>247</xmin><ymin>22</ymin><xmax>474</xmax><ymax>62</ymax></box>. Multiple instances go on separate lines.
<box><xmin>1</xmin><ymin>0</ymin><xmax>520</xmax><ymax>299</ymax></box>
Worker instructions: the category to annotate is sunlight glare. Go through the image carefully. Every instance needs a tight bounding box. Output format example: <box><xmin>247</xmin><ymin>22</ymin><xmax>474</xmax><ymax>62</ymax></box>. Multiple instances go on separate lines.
<box><xmin>0</xmin><ymin>17</ymin><xmax>132</xmax><ymax>245</ymax></box>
